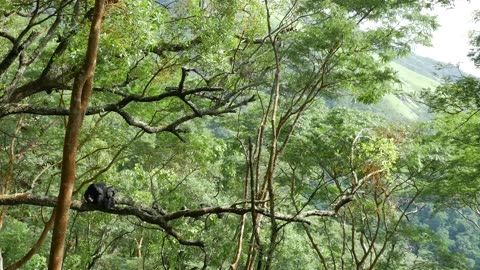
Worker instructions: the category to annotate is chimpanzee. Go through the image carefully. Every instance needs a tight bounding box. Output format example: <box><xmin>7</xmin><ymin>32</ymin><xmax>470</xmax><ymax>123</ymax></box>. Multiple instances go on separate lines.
<box><xmin>84</xmin><ymin>182</ymin><xmax>115</xmax><ymax>209</ymax></box>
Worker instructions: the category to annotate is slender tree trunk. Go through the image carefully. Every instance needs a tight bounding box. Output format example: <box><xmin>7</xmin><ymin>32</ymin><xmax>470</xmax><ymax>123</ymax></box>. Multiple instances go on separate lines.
<box><xmin>48</xmin><ymin>1</ymin><xmax>106</xmax><ymax>269</ymax></box>
<box><xmin>135</xmin><ymin>237</ymin><xmax>143</xmax><ymax>258</ymax></box>
<box><xmin>0</xmin><ymin>117</ymin><xmax>23</xmax><ymax>230</ymax></box>
<box><xmin>231</xmin><ymin>152</ymin><xmax>251</xmax><ymax>270</ymax></box>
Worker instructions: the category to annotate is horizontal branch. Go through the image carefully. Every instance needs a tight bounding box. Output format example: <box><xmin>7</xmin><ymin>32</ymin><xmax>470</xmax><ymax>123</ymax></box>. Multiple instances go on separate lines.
<box><xmin>0</xmin><ymin>86</ymin><xmax>226</xmax><ymax>117</ymax></box>
<box><xmin>0</xmin><ymin>193</ymin><xmax>313</xmax><ymax>222</ymax></box>
<box><xmin>0</xmin><ymin>87</ymin><xmax>254</xmax><ymax>139</ymax></box>
<box><xmin>164</xmin><ymin>205</ymin><xmax>312</xmax><ymax>224</ymax></box>
<box><xmin>0</xmin><ymin>193</ymin><xmax>328</xmax><ymax>239</ymax></box>
<box><xmin>0</xmin><ymin>193</ymin><xmax>204</xmax><ymax>247</ymax></box>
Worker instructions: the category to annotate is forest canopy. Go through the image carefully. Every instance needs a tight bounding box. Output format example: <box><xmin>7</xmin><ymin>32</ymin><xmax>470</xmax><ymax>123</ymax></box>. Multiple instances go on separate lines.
<box><xmin>1</xmin><ymin>0</ymin><xmax>479</xmax><ymax>269</ymax></box>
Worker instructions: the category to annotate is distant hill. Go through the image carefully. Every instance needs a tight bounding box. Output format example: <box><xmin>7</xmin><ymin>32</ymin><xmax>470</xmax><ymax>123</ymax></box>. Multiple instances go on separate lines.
<box><xmin>334</xmin><ymin>54</ymin><xmax>439</xmax><ymax>122</ymax></box>
<box><xmin>364</xmin><ymin>53</ymin><xmax>477</xmax><ymax>122</ymax></box>
<box><xmin>332</xmin><ymin>54</ymin><xmax>465</xmax><ymax>122</ymax></box>
<box><xmin>394</xmin><ymin>54</ymin><xmax>464</xmax><ymax>81</ymax></box>
<box><xmin>383</xmin><ymin>53</ymin><xmax>474</xmax><ymax>121</ymax></box>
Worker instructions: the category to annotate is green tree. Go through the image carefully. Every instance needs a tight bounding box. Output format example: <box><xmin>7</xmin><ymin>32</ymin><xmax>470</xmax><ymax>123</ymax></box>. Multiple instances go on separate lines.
<box><xmin>0</xmin><ymin>0</ymin><xmax>446</xmax><ymax>269</ymax></box>
<box><xmin>418</xmin><ymin>13</ymin><xmax>480</xmax><ymax>220</ymax></box>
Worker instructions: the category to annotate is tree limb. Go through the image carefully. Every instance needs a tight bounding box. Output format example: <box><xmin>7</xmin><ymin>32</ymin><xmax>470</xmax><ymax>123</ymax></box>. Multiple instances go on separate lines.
<box><xmin>0</xmin><ymin>193</ymin><xmax>337</xmax><ymax>247</ymax></box>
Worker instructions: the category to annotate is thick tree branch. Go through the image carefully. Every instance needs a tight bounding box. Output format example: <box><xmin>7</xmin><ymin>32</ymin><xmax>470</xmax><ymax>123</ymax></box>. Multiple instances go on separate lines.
<box><xmin>0</xmin><ymin>89</ymin><xmax>255</xmax><ymax>141</ymax></box>
<box><xmin>0</xmin><ymin>193</ymin><xmax>313</xmax><ymax>223</ymax></box>
<box><xmin>0</xmin><ymin>86</ymin><xmax>227</xmax><ymax>118</ymax></box>
<box><xmin>0</xmin><ymin>31</ymin><xmax>16</xmax><ymax>44</ymax></box>
<box><xmin>0</xmin><ymin>193</ymin><xmax>324</xmax><ymax>247</ymax></box>
<box><xmin>0</xmin><ymin>188</ymin><xmax>363</xmax><ymax>250</ymax></box>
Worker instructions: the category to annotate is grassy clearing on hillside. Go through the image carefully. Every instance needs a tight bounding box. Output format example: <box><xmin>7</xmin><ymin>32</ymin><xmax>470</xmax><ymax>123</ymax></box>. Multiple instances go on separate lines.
<box><xmin>369</xmin><ymin>62</ymin><xmax>440</xmax><ymax>122</ymax></box>
<box><xmin>391</xmin><ymin>62</ymin><xmax>439</xmax><ymax>93</ymax></box>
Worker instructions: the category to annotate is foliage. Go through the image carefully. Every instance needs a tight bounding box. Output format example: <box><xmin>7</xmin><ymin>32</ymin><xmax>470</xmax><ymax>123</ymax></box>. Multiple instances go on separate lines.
<box><xmin>421</xmin><ymin>76</ymin><xmax>480</xmax><ymax>114</ymax></box>
<box><xmin>0</xmin><ymin>0</ymin><xmax>473</xmax><ymax>269</ymax></box>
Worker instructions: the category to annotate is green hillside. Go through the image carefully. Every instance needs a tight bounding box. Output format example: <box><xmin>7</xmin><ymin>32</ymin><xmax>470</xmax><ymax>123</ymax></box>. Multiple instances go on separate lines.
<box><xmin>357</xmin><ymin>55</ymin><xmax>445</xmax><ymax>122</ymax></box>
<box><xmin>331</xmin><ymin>54</ymin><xmax>446</xmax><ymax>122</ymax></box>
<box><xmin>391</xmin><ymin>61</ymin><xmax>440</xmax><ymax>93</ymax></box>
<box><xmin>395</xmin><ymin>53</ymin><xmax>465</xmax><ymax>80</ymax></box>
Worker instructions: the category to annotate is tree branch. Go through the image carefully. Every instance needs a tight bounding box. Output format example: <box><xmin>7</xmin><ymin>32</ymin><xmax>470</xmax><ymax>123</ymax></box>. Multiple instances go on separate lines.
<box><xmin>0</xmin><ymin>192</ymin><xmax>331</xmax><ymax>246</ymax></box>
<box><xmin>0</xmin><ymin>85</ymin><xmax>241</xmax><ymax>117</ymax></box>
<box><xmin>0</xmin><ymin>89</ymin><xmax>255</xmax><ymax>141</ymax></box>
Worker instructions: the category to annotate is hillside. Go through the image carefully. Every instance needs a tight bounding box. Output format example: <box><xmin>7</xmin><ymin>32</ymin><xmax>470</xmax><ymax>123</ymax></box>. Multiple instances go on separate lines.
<box><xmin>352</xmin><ymin>54</ymin><xmax>462</xmax><ymax>122</ymax></box>
<box><xmin>331</xmin><ymin>54</ymin><xmax>470</xmax><ymax>122</ymax></box>
<box><xmin>394</xmin><ymin>54</ymin><xmax>465</xmax><ymax>81</ymax></box>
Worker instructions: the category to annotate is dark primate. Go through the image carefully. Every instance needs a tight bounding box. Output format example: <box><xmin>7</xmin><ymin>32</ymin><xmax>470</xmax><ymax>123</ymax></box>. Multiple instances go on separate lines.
<box><xmin>84</xmin><ymin>183</ymin><xmax>115</xmax><ymax>209</ymax></box>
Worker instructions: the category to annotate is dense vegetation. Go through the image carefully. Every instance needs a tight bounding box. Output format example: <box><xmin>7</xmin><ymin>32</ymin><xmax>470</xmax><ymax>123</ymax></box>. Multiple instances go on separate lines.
<box><xmin>0</xmin><ymin>0</ymin><xmax>479</xmax><ymax>269</ymax></box>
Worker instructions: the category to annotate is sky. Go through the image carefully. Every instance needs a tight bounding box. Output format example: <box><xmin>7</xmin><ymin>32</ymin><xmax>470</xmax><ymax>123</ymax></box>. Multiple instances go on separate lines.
<box><xmin>414</xmin><ymin>1</ymin><xmax>480</xmax><ymax>76</ymax></box>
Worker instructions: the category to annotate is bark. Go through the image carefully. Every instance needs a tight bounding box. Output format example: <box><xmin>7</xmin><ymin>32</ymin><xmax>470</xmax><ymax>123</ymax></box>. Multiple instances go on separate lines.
<box><xmin>47</xmin><ymin>0</ymin><xmax>106</xmax><ymax>269</ymax></box>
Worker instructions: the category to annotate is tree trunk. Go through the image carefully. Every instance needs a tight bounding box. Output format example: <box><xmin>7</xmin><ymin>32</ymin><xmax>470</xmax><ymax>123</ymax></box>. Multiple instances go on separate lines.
<box><xmin>47</xmin><ymin>0</ymin><xmax>106</xmax><ymax>269</ymax></box>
